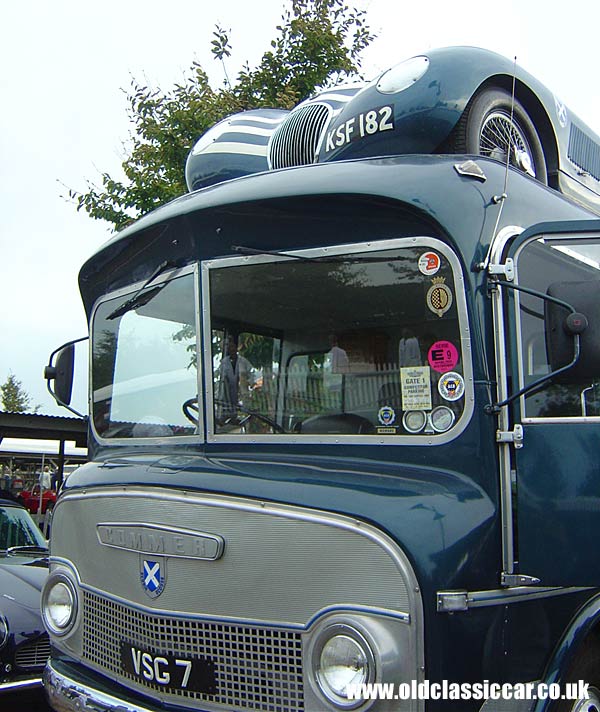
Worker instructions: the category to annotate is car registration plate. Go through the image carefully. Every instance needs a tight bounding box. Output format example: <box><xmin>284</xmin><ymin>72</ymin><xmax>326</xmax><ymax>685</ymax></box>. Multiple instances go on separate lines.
<box><xmin>120</xmin><ymin>641</ymin><xmax>216</xmax><ymax>694</ymax></box>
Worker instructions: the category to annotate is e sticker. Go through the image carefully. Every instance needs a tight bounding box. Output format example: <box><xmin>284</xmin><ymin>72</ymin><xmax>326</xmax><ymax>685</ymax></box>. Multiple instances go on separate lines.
<box><xmin>428</xmin><ymin>341</ymin><xmax>459</xmax><ymax>373</ymax></box>
<box><xmin>418</xmin><ymin>251</ymin><xmax>441</xmax><ymax>276</ymax></box>
<box><xmin>438</xmin><ymin>372</ymin><xmax>465</xmax><ymax>401</ymax></box>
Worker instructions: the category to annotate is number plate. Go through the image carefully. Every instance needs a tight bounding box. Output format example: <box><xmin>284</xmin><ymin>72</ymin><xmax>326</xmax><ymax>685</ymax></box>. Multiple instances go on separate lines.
<box><xmin>120</xmin><ymin>641</ymin><xmax>216</xmax><ymax>694</ymax></box>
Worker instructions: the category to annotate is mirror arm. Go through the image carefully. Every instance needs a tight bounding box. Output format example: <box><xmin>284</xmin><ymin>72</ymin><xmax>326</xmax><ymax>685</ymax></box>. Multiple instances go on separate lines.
<box><xmin>485</xmin><ymin>280</ymin><xmax>580</xmax><ymax>415</ymax></box>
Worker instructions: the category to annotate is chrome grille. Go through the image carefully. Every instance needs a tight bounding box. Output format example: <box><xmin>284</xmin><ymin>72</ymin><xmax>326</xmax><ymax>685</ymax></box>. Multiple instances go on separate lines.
<box><xmin>83</xmin><ymin>591</ymin><xmax>304</xmax><ymax>711</ymax></box>
<box><xmin>269</xmin><ymin>103</ymin><xmax>330</xmax><ymax>169</ymax></box>
<box><xmin>568</xmin><ymin>123</ymin><xmax>600</xmax><ymax>181</ymax></box>
<box><xmin>15</xmin><ymin>634</ymin><xmax>50</xmax><ymax>669</ymax></box>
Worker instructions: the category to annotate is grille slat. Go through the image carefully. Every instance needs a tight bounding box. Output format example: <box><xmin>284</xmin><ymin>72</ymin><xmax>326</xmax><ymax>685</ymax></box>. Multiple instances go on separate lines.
<box><xmin>83</xmin><ymin>591</ymin><xmax>304</xmax><ymax>712</ymax></box>
<box><xmin>15</xmin><ymin>634</ymin><xmax>50</xmax><ymax>669</ymax></box>
<box><xmin>269</xmin><ymin>103</ymin><xmax>331</xmax><ymax>169</ymax></box>
<box><xmin>568</xmin><ymin>124</ymin><xmax>600</xmax><ymax>181</ymax></box>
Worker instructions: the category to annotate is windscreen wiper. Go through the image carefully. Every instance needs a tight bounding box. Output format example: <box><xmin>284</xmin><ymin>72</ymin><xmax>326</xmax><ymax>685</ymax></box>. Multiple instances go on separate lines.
<box><xmin>231</xmin><ymin>244</ymin><xmax>405</xmax><ymax>264</ymax></box>
<box><xmin>106</xmin><ymin>260</ymin><xmax>175</xmax><ymax>320</ymax></box>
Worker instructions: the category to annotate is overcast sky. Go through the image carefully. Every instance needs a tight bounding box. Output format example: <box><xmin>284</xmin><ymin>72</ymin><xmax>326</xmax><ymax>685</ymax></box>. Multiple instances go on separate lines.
<box><xmin>1</xmin><ymin>0</ymin><xmax>599</xmax><ymax>417</ymax></box>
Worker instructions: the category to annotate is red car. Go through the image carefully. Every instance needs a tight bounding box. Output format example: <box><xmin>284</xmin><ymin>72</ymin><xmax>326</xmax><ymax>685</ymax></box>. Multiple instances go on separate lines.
<box><xmin>18</xmin><ymin>485</ymin><xmax>56</xmax><ymax>515</ymax></box>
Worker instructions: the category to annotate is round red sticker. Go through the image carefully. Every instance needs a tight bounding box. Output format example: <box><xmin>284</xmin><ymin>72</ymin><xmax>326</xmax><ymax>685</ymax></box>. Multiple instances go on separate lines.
<box><xmin>428</xmin><ymin>340</ymin><xmax>459</xmax><ymax>373</ymax></box>
<box><xmin>418</xmin><ymin>251</ymin><xmax>441</xmax><ymax>275</ymax></box>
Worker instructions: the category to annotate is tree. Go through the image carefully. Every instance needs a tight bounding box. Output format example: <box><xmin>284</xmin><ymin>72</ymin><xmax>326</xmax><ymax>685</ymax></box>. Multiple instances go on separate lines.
<box><xmin>1</xmin><ymin>373</ymin><xmax>40</xmax><ymax>413</ymax></box>
<box><xmin>70</xmin><ymin>0</ymin><xmax>374</xmax><ymax>231</ymax></box>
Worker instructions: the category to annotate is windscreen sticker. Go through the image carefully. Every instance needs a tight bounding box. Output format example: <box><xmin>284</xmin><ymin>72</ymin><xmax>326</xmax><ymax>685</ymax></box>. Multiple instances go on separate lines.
<box><xmin>401</xmin><ymin>366</ymin><xmax>432</xmax><ymax>410</ymax></box>
<box><xmin>378</xmin><ymin>405</ymin><xmax>397</xmax><ymax>426</ymax></box>
<box><xmin>426</xmin><ymin>277</ymin><xmax>453</xmax><ymax>317</ymax></box>
<box><xmin>428</xmin><ymin>341</ymin><xmax>459</xmax><ymax>373</ymax></box>
<box><xmin>418</xmin><ymin>251</ymin><xmax>441</xmax><ymax>276</ymax></box>
<box><xmin>438</xmin><ymin>371</ymin><xmax>465</xmax><ymax>401</ymax></box>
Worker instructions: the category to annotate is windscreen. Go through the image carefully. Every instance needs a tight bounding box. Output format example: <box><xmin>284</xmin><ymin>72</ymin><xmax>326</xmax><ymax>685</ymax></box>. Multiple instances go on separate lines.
<box><xmin>91</xmin><ymin>271</ymin><xmax>199</xmax><ymax>439</ymax></box>
<box><xmin>208</xmin><ymin>242</ymin><xmax>470</xmax><ymax>439</ymax></box>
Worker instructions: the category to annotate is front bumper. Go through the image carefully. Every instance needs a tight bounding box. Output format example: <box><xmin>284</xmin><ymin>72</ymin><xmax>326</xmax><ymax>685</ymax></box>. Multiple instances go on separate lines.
<box><xmin>0</xmin><ymin>674</ymin><xmax>42</xmax><ymax>692</ymax></box>
<box><xmin>43</xmin><ymin>659</ymin><xmax>157</xmax><ymax>712</ymax></box>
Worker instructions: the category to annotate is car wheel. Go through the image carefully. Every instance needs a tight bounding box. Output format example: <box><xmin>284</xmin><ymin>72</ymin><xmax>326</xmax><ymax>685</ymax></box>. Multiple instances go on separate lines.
<box><xmin>451</xmin><ymin>87</ymin><xmax>548</xmax><ymax>184</ymax></box>
<box><xmin>552</xmin><ymin>636</ymin><xmax>600</xmax><ymax>711</ymax></box>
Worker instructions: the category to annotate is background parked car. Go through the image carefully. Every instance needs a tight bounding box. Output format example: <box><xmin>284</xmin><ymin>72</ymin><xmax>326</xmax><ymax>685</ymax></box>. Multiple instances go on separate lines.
<box><xmin>0</xmin><ymin>498</ymin><xmax>49</xmax><ymax>692</ymax></box>
<box><xmin>18</xmin><ymin>484</ymin><xmax>57</xmax><ymax>515</ymax></box>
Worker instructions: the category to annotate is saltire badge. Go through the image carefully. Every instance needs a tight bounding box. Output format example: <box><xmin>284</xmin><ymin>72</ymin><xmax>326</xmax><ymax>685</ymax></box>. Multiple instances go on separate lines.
<box><xmin>140</xmin><ymin>557</ymin><xmax>167</xmax><ymax>598</ymax></box>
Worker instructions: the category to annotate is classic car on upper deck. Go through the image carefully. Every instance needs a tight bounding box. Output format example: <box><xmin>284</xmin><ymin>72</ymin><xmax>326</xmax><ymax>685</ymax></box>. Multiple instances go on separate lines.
<box><xmin>186</xmin><ymin>46</ymin><xmax>600</xmax><ymax>216</ymax></box>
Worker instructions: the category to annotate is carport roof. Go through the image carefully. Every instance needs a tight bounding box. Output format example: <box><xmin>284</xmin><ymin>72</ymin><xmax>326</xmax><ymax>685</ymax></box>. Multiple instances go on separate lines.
<box><xmin>0</xmin><ymin>411</ymin><xmax>87</xmax><ymax>448</ymax></box>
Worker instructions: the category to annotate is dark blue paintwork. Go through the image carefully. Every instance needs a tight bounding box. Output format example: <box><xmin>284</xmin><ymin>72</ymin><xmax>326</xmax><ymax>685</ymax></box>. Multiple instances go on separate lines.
<box><xmin>185</xmin><ymin>109</ymin><xmax>288</xmax><ymax>191</ymax></box>
<box><xmin>318</xmin><ymin>47</ymin><xmax>600</xmax><ymax>215</ymax></box>
<box><xmin>66</xmin><ymin>154</ymin><xmax>600</xmax><ymax>707</ymax></box>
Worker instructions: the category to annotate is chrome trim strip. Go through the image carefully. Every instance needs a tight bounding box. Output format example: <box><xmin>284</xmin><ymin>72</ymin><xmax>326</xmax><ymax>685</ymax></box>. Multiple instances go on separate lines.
<box><xmin>44</xmin><ymin>660</ymin><xmax>155</xmax><ymax>712</ymax></box>
<box><xmin>437</xmin><ymin>586</ymin><xmax>591</xmax><ymax>613</ymax></box>
<box><xmin>202</xmin><ymin>236</ymin><xmax>475</xmax><ymax>446</ymax></box>
<box><xmin>48</xmin><ymin>562</ymin><xmax>412</xmax><ymax>630</ymax></box>
<box><xmin>488</xmin><ymin>225</ymin><xmax>524</xmax><ymax>268</ymax></box>
<box><xmin>488</xmin><ymin>228</ymin><xmax>524</xmax><ymax>577</ymax></box>
<box><xmin>0</xmin><ymin>676</ymin><xmax>42</xmax><ymax>692</ymax></box>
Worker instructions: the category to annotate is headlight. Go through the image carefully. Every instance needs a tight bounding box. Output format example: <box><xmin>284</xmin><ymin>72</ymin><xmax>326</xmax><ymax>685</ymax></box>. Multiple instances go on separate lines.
<box><xmin>0</xmin><ymin>614</ymin><xmax>8</xmax><ymax>649</ymax></box>
<box><xmin>376</xmin><ymin>56</ymin><xmax>429</xmax><ymax>94</ymax></box>
<box><xmin>313</xmin><ymin>625</ymin><xmax>375</xmax><ymax>708</ymax></box>
<box><xmin>42</xmin><ymin>574</ymin><xmax>78</xmax><ymax>636</ymax></box>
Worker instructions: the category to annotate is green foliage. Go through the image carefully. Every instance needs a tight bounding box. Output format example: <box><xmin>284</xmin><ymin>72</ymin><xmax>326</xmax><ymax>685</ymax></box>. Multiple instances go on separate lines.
<box><xmin>1</xmin><ymin>373</ymin><xmax>40</xmax><ymax>414</ymax></box>
<box><xmin>70</xmin><ymin>0</ymin><xmax>374</xmax><ymax>231</ymax></box>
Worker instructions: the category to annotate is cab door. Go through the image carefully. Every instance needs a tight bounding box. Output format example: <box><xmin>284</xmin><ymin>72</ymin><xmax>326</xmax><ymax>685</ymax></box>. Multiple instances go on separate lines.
<box><xmin>499</xmin><ymin>221</ymin><xmax>600</xmax><ymax>587</ymax></box>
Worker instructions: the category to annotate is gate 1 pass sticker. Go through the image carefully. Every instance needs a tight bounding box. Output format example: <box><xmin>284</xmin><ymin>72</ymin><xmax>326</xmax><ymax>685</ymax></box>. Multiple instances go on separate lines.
<box><xmin>418</xmin><ymin>251</ymin><xmax>441</xmax><ymax>276</ymax></box>
<box><xmin>428</xmin><ymin>341</ymin><xmax>459</xmax><ymax>373</ymax></box>
<box><xmin>438</xmin><ymin>372</ymin><xmax>465</xmax><ymax>401</ymax></box>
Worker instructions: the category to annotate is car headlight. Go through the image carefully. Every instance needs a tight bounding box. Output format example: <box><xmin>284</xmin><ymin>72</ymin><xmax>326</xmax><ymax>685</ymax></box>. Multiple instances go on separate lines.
<box><xmin>42</xmin><ymin>573</ymin><xmax>78</xmax><ymax>636</ymax></box>
<box><xmin>312</xmin><ymin>625</ymin><xmax>375</xmax><ymax>708</ymax></box>
<box><xmin>0</xmin><ymin>614</ymin><xmax>8</xmax><ymax>649</ymax></box>
<box><xmin>376</xmin><ymin>55</ymin><xmax>429</xmax><ymax>94</ymax></box>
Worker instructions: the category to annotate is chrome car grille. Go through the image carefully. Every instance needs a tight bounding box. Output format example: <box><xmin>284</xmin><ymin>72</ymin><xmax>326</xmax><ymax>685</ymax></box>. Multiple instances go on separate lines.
<box><xmin>83</xmin><ymin>591</ymin><xmax>304</xmax><ymax>711</ymax></box>
<box><xmin>15</xmin><ymin>633</ymin><xmax>50</xmax><ymax>669</ymax></box>
<box><xmin>269</xmin><ymin>103</ymin><xmax>330</xmax><ymax>169</ymax></box>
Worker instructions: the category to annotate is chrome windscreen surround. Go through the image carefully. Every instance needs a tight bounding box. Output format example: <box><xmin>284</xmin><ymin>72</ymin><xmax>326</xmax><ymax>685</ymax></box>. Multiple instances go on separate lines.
<box><xmin>48</xmin><ymin>486</ymin><xmax>425</xmax><ymax>712</ymax></box>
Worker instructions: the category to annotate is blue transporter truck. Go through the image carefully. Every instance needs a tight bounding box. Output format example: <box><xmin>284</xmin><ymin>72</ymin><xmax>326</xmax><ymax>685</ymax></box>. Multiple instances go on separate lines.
<box><xmin>42</xmin><ymin>48</ymin><xmax>600</xmax><ymax>712</ymax></box>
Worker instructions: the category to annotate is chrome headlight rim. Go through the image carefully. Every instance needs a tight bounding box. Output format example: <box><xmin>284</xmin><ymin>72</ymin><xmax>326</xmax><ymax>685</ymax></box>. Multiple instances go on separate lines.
<box><xmin>41</xmin><ymin>572</ymin><xmax>78</xmax><ymax>637</ymax></box>
<box><xmin>376</xmin><ymin>55</ymin><xmax>430</xmax><ymax>94</ymax></box>
<box><xmin>310</xmin><ymin>622</ymin><xmax>376</xmax><ymax>710</ymax></box>
<box><xmin>0</xmin><ymin>613</ymin><xmax>8</xmax><ymax>649</ymax></box>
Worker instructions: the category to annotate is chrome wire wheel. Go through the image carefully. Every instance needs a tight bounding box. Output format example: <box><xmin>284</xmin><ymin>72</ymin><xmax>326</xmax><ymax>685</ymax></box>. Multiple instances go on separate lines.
<box><xmin>448</xmin><ymin>87</ymin><xmax>548</xmax><ymax>184</ymax></box>
<box><xmin>479</xmin><ymin>110</ymin><xmax>536</xmax><ymax>177</ymax></box>
<box><xmin>569</xmin><ymin>686</ymin><xmax>600</xmax><ymax>712</ymax></box>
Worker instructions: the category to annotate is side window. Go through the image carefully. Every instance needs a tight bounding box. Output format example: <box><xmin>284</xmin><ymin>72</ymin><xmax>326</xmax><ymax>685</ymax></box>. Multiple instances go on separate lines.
<box><xmin>517</xmin><ymin>237</ymin><xmax>600</xmax><ymax>418</ymax></box>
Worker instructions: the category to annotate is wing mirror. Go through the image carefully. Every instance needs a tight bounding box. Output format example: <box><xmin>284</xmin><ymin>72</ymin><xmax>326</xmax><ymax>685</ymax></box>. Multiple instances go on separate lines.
<box><xmin>545</xmin><ymin>280</ymin><xmax>600</xmax><ymax>384</ymax></box>
<box><xmin>44</xmin><ymin>337</ymin><xmax>88</xmax><ymax>417</ymax></box>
